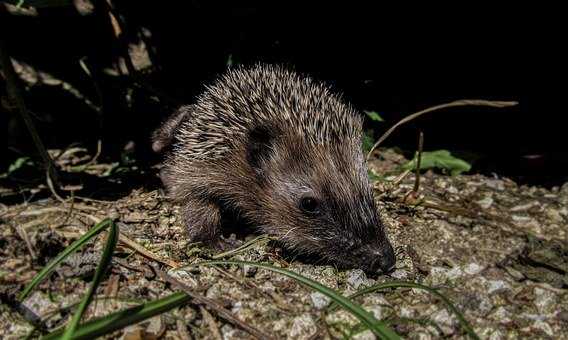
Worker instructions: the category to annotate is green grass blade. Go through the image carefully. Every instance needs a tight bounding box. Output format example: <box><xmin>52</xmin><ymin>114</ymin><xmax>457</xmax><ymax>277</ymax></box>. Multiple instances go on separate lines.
<box><xmin>199</xmin><ymin>260</ymin><xmax>401</xmax><ymax>340</ymax></box>
<box><xmin>331</xmin><ymin>281</ymin><xmax>479</xmax><ymax>340</ymax></box>
<box><xmin>41</xmin><ymin>292</ymin><xmax>191</xmax><ymax>340</ymax></box>
<box><xmin>19</xmin><ymin>218</ymin><xmax>115</xmax><ymax>301</ymax></box>
<box><xmin>61</xmin><ymin>221</ymin><xmax>118</xmax><ymax>340</ymax></box>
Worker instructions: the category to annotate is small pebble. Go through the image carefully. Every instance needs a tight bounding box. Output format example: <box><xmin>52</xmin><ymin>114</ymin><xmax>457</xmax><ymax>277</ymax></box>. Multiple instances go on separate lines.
<box><xmin>310</xmin><ymin>292</ymin><xmax>331</xmax><ymax>309</ymax></box>
<box><xmin>346</xmin><ymin>269</ymin><xmax>367</xmax><ymax>289</ymax></box>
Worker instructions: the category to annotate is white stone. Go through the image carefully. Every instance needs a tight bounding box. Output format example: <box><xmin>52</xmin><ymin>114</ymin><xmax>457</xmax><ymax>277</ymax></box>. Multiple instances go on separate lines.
<box><xmin>512</xmin><ymin>215</ymin><xmax>531</xmax><ymax>222</ymax></box>
<box><xmin>428</xmin><ymin>267</ymin><xmax>449</xmax><ymax>285</ymax></box>
<box><xmin>463</xmin><ymin>263</ymin><xmax>484</xmax><ymax>275</ymax></box>
<box><xmin>431</xmin><ymin>309</ymin><xmax>455</xmax><ymax>335</ymax></box>
<box><xmin>222</xmin><ymin>324</ymin><xmax>237</xmax><ymax>340</ymax></box>
<box><xmin>533</xmin><ymin>320</ymin><xmax>554</xmax><ymax>336</ymax></box>
<box><xmin>367</xmin><ymin>305</ymin><xmax>384</xmax><ymax>320</ymax></box>
<box><xmin>446</xmin><ymin>266</ymin><xmax>463</xmax><ymax>281</ymax></box>
<box><xmin>491</xmin><ymin>306</ymin><xmax>511</xmax><ymax>323</ymax></box>
<box><xmin>485</xmin><ymin>179</ymin><xmax>505</xmax><ymax>191</ymax></box>
<box><xmin>242</xmin><ymin>264</ymin><xmax>257</xmax><ymax>277</ymax></box>
<box><xmin>352</xmin><ymin>329</ymin><xmax>376</xmax><ymax>340</ymax></box>
<box><xmin>510</xmin><ymin>201</ymin><xmax>539</xmax><ymax>212</ymax></box>
<box><xmin>347</xmin><ymin>269</ymin><xmax>367</xmax><ymax>289</ymax></box>
<box><xmin>534</xmin><ymin>287</ymin><xmax>556</xmax><ymax>315</ymax></box>
<box><xmin>476</xmin><ymin>195</ymin><xmax>494</xmax><ymax>209</ymax></box>
<box><xmin>289</xmin><ymin>313</ymin><xmax>317</xmax><ymax>339</ymax></box>
<box><xmin>231</xmin><ymin>301</ymin><xmax>242</xmax><ymax>313</ymax></box>
<box><xmin>166</xmin><ymin>269</ymin><xmax>199</xmax><ymax>288</ymax></box>
<box><xmin>390</xmin><ymin>269</ymin><xmax>409</xmax><ymax>280</ymax></box>
<box><xmin>446</xmin><ymin>186</ymin><xmax>459</xmax><ymax>194</ymax></box>
<box><xmin>399</xmin><ymin>307</ymin><xmax>414</xmax><ymax>318</ymax></box>
<box><xmin>431</xmin><ymin>308</ymin><xmax>455</xmax><ymax>326</ymax></box>
<box><xmin>487</xmin><ymin>329</ymin><xmax>504</xmax><ymax>340</ymax></box>
<box><xmin>417</xmin><ymin>333</ymin><xmax>433</xmax><ymax>340</ymax></box>
<box><xmin>487</xmin><ymin>280</ymin><xmax>510</xmax><ymax>294</ymax></box>
<box><xmin>310</xmin><ymin>292</ymin><xmax>331</xmax><ymax>309</ymax></box>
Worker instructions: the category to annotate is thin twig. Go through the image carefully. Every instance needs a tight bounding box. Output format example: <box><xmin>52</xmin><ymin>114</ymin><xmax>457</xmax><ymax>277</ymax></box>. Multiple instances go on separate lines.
<box><xmin>176</xmin><ymin>319</ymin><xmax>192</xmax><ymax>340</ymax></box>
<box><xmin>366</xmin><ymin>99</ymin><xmax>518</xmax><ymax>161</ymax></box>
<box><xmin>213</xmin><ymin>267</ymin><xmax>292</xmax><ymax>313</ymax></box>
<box><xmin>200</xmin><ymin>306</ymin><xmax>223</xmax><ymax>340</ymax></box>
<box><xmin>0</xmin><ymin>34</ymin><xmax>59</xmax><ymax>186</ymax></box>
<box><xmin>11</xmin><ymin>222</ymin><xmax>36</xmax><ymax>260</ymax></box>
<box><xmin>0</xmin><ymin>291</ymin><xmax>48</xmax><ymax>334</ymax></box>
<box><xmin>212</xmin><ymin>234</ymin><xmax>273</xmax><ymax>259</ymax></box>
<box><xmin>9</xmin><ymin>204</ymin><xmax>180</xmax><ymax>268</ymax></box>
<box><xmin>3</xmin><ymin>3</ymin><xmax>38</xmax><ymax>16</ymax></box>
<box><xmin>46</xmin><ymin>169</ymin><xmax>66</xmax><ymax>204</ymax></box>
<box><xmin>391</xmin><ymin>169</ymin><xmax>412</xmax><ymax>187</ymax></box>
<box><xmin>156</xmin><ymin>269</ymin><xmax>275</xmax><ymax>340</ymax></box>
<box><xmin>116</xmin><ymin>223</ymin><xmax>180</xmax><ymax>268</ymax></box>
<box><xmin>413</xmin><ymin>131</ymin><xmax>424</xmax><ymax>193</ymax></box>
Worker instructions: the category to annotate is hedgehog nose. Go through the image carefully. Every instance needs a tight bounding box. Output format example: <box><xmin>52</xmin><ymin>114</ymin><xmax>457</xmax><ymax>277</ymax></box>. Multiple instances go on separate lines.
<box><xmin>366</xmin><ymin>243</ymin><xmax>396</xmax><ymax>274</ymax></box>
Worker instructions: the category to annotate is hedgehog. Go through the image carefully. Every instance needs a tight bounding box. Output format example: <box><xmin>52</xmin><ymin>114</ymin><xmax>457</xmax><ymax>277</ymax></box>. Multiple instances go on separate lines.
<box><xmin>152</xmin><ymin>64</ymin><xmax>395</xmax><ymax>273</ymax></box>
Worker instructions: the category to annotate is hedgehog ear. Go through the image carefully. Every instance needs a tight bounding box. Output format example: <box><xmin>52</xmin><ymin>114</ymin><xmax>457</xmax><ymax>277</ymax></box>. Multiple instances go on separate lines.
<box><xmin>247</xmin><ymin>125</ymin><xmax>275</xmax><ymax>174</ymax></box>
<box><xmin>152</xmin><ymin>105</ymin><xmax>192</xmax><ymax>153</ymax></box>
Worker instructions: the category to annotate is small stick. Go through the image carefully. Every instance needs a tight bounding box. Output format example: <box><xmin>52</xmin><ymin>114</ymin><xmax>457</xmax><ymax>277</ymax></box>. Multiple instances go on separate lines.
<box><xmin>391</xmin><ymin>169</ymin><xmax>412</xmax><ymax>187</ymax></box>
<box><xmin>0</xmin><ymin>34</ymin><xmax>59</xmax><ymax>186</ymax></box>
<box><xmin>116</xmin><ymin>225</ymin><xmax>180</xmax><ymax>268</ymax></box>
<box><xmin>366</xmin><ymin>99</ymin><xmax>518</xmax><ymax>161</ymax></box>
<box><xmin>57</xmin><ymin>211</ymin><xmax>180</xmax><ymax>268</ymax></box>
<box><xmin>156</xmin><ymin>269</ymin><xmax>275</xmax><ymax>340</ymax></box>
<box><xmin>200</xmin><ymin>306</ymin><xmax>223</xmax><ymax>340</ymax></box>
<box><xmin>12</xmin><ymin>222</ymin><xmax>36</xmax><ymax>259</ymax></box>
<box><xmin>413</xmin><ymin>131</ymin><xmax>424</xmax><ymax>193</ymax></box>
<box><xmin>46</xmin><ymin>169</ymin><xmax>66</xmax><ymax>204</ymax></box>
<box><xmin>0</xmin><ymin>291</ymin><xmax>48</xmax><ymax>334</ymax></box>
<box><xmin>176</xmin><ymin>319</ymin><xmax>192</xmax><ymax>340</ymax></box>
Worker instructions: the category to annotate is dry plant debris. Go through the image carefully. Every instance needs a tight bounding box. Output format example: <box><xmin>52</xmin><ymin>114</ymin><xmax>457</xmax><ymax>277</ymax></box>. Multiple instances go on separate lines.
<box><xmin>0</xmin><ymin>148</ymin><xmax>567</xmax><ymax>339</ymax></box>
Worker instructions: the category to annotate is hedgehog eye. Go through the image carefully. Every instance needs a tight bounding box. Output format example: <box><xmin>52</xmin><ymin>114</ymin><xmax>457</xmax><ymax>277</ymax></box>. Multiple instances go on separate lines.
<box><xmin>300</xmin><ymin>196</ymin><xmax>320</xmax><ymax>214</ymax></box>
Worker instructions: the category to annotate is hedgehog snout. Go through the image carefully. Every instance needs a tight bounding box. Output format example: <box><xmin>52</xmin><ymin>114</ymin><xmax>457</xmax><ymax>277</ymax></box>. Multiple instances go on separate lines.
<box><xmin>355</xmin><ymin>242</ymin><xmax>396</xmax><ymax>274</ymax></box>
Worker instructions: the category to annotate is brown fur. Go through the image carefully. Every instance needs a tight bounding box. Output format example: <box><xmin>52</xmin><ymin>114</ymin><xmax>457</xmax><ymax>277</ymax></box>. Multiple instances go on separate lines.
<box><xmin>153</xmin><ymin>64</ymin><xmax>395</xmax><ymax>273</ymax></box>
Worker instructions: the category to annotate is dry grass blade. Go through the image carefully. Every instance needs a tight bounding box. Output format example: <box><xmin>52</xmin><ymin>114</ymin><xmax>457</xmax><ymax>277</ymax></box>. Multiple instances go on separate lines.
<box><xmin>40</xmin><ymin>292</ymin><xmax>192</xmax><ymax>340</ymax></box>
<box><xmin>413</xmin><ymin>131</ymin><xmax>424</xmax><ymax>192</ymax></box>
<box><xmin>365</xmin><ymin>99</ymin><xmax>518</xmax><ymax>161</ymax></box>
<box><xmin>200</xmin><ymin>306</ymin><xmax>223</xmax><ymax>340</ymax></box>
<box><xmin>156</xmin><ymin>268</ymin><xmax>275</xmax><ymax>340</ymax></box>
<box><xmin>329</xmin><ymin>281</ymin><xmax>480</xmax><ymax>340</ymax></box>
<box><xmin>117</xmin><ymin>227</ymin><xmax>180</xmax><ymax>268</ymax></box>
<box><xmin>19</xmin><ymin>218</ymin><xmax>115</xmax><ymax>301</ymax></box>
<box><xmin>198</xmin><ymin>260</ymin><xmax>401</xmax><ymax>339</ymax></box>
<box><xmin>61</xmin><ymin>222</ymin><xmax>118</xmax><ymax>339</ymax></box>
<box><xmin>212</xmin><ymin>234</ymin><xmax>273</xmax><ymax>259</ymax></box>
<box><xmin>0</xmin><ymin>36</ymin><xmax>59</xmax><ymax>185</ymax></box>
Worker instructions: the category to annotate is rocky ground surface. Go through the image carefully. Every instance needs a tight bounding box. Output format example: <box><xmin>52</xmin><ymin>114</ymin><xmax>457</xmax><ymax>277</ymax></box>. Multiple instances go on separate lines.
<box><xmin>1</xmin><ymin>148</ymin><xmax>567</xmax><ymax>339</ymax></box>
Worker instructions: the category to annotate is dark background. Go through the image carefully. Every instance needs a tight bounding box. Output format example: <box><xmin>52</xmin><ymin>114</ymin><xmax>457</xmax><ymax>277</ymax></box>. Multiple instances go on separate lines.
<box><xmin>1</xmin><ymin>2</ymin><xmax>566</xmax><ymax>188</ymax></box>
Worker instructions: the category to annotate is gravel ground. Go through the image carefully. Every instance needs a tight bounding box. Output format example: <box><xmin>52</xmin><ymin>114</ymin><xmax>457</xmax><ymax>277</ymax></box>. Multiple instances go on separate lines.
<box><xmin>1</xmin><ymin>148</ymin><xmax>567</xmax><ymax>339</ymax></box>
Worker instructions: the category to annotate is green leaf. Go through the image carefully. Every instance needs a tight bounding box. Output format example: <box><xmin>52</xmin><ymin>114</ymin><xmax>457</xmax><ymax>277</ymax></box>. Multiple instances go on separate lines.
<box><xmin>330</xmin><ymin>281</ymin><xmax>480</xmax><ymax>340</ymax></box>
<box><xmin>198</xmin><ymin>260</ymin><xmax>401</xmax><ymax>339</ymax></box>
<box><xmin>402</xmin><ymin>150</ymin><xmax>471</xmax><ymax>176</ymax></box>
<box><xmin>226</xmin><ymin>54</ymin><xmax>234</xmax><ymax>67</ymax></box>
<box><xmin>367</xmin><ymin>169</ymin><xmax>382</xmax><ymax>183</ymax></box>
<box><xmin>365</xmin><ymin>111</ymin><xmax>384</xmax><ymax>122</ymax></box>
<box><xmin>0</xmin><ymin>156</ymin><xmax>33</xmax><ymax>178</ymax></box>
<box><xmin>362</xmin><ymin>130</ymin><xmax>375</xmax><ymax>154</ymax></box>
<box><xmin>41</xmin><ymin>292</ymin><xmax>191</xmax><ymax>340</ymax></box>
<box><xmin>19</xmin><ymin>218</ymin><xmax>115</xmax><ymax>301</ymax></box>
<box><xmin>61</xmin><ymin>222</ymin><xmax>118</xmax><ymax>340</ymax></box>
